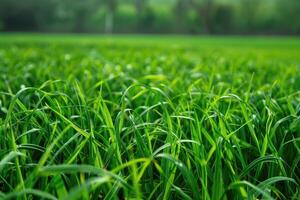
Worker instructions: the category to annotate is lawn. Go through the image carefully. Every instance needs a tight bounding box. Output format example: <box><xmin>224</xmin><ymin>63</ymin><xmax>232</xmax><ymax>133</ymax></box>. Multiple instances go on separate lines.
<box><xmin>0</xmin><ymin>34</ymin><xmax>299</xmax><ymax>199</ymax></box>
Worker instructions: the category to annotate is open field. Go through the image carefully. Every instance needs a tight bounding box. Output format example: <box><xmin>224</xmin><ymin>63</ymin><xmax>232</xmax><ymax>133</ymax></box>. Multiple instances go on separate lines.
<box><xmin>0</xmin><ymin>34</ymin><xmax>299</xmax><ymax>199</ymax></box>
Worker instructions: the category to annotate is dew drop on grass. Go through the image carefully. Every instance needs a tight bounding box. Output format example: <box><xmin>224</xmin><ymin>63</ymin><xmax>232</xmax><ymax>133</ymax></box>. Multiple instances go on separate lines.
<box><xmin>126</xmin><ymin>64</ymin><xmax>133</xmax><ymax>70</ymax></box>
<box><xmin>71</xmin><ymin>115</ymin><xmax>80</xmax><ymax>119</ymax></box>
<box><xmin>1</xmin><ymin>107</ymin><xmax>8</xmax><ymax>114</ymax></box>
<box><xmin>64</xmin><ymin>54</ymin><xmax>71</xmax><ymax>60</ymax></box>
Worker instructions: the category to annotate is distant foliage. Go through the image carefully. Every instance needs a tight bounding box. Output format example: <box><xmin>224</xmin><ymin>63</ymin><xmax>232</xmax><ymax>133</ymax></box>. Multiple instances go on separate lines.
<box><xmin>0</xmin><ymin>0</ymin><xmax>299</xmax><ymax>34</ymax></box>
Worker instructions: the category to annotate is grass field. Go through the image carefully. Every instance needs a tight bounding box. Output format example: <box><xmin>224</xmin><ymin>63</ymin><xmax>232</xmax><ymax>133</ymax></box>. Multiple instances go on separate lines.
<box><xmin>0</xmin><ymin>34</ymin><xmax>299</xmax><ymax>200</ymax></box>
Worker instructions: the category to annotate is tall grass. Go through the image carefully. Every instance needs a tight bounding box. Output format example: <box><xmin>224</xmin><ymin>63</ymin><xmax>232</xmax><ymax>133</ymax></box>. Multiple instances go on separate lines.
<box><xmin>0</xmin><ymin>35</ymin><xmax>299</xmax><ymax>199</ymax></box>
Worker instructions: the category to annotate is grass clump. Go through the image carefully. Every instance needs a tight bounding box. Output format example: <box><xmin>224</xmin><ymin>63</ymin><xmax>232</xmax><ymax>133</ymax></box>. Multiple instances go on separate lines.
<box><xmin>0</xmin><ymin>35</ymin><xmax>299</xmax><ymax>199</ymax></box>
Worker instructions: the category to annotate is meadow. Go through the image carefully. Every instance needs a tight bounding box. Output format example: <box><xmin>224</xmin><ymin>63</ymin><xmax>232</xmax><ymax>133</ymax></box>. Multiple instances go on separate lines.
<box><xmin>0</xmin><ymin>34</ymin><xmax>299</xmax><ymax>199</ymax></box>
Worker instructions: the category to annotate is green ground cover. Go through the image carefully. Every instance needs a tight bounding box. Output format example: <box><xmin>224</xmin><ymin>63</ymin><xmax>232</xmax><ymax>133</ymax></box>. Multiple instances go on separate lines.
<box><xmin>0</xmin><ymin>34</ymin><xmax>299</xmax><ymax>199</ymax></box>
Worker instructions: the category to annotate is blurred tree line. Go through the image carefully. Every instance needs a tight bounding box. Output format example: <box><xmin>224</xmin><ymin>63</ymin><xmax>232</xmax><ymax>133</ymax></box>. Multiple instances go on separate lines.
<box><xmin>0</xmin><ymin>0</ymin><xmax>299</xmax><ymax>34</ymax></box>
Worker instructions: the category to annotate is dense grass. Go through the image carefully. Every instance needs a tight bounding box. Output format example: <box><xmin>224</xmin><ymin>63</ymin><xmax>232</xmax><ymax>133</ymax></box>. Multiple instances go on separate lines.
<box><xmin>0</xmin><ymin>35</ymin><xmax>299</xmax><ymax>199</ymax></box>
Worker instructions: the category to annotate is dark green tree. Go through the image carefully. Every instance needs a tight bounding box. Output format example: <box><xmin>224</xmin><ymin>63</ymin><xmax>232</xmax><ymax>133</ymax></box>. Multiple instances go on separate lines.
<box><xmin>104</xmin><ymin>0</ymin><xmax>118</xmax><ymax>33</ymax></box>
<box><xmin>191</xmin><ymin>0</ymin><xmax>215</xmax><ymax>34</ymax></box>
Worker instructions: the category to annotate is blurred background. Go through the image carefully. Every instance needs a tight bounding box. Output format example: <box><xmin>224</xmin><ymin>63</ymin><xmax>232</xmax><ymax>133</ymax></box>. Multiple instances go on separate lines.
<box><xmin>0</xmin><ymin>0</ymin><xmax>299</xmax><ymax>35</ymax></box>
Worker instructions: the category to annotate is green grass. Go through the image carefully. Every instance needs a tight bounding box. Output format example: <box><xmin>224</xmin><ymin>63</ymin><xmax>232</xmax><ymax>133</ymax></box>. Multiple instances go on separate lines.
<box><xmin>0</xmin><ymin>34</ymin><xmax>299</xmax><ymax>200</ymax></box>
